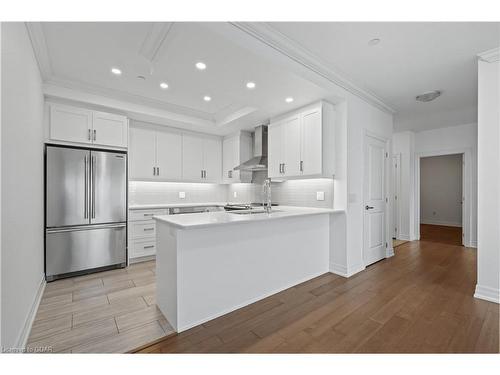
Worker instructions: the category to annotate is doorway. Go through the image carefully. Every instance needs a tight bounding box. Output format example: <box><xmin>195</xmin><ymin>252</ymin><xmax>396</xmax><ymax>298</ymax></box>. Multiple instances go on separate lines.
<box><xmin>418</xmin><ymin>153</ymin><xmax>464</xmax><ymax>245</ymax></box>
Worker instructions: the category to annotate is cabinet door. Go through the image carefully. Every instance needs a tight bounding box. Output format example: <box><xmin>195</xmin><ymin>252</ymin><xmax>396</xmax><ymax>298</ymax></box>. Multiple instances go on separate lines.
<box><xmin>222</xmin><ymin>136</ymin><xmax>236</xmax><ymax>181</ymax></box>
<box><xmin>49</xmin><ymin>104</ymin><xmax>92</xmax><ymax>144</ymax></box>
<box><xmin>301</xmin><ymin>107</ymin><xmax>323</xmax><ymax>176</ymax></box>
<box><xmin>156</xmin><ymin>130</ymin><xmax>182</xmax><ymax>180</ymax></box>
<box><xmin>129</xmin><ymin>127</ymin><xmax>156</xmax><ymax>179</ymax></box>
<box><xmin>203</xmin><ymin>137</ymin><xmax>222</xmax><ymax>182</ymax></box>
<box><xmin>268</xmin><ymin>122</ymin><xmax>283</xmax><ymax>178</ymax></box>
<box><xmin>92</xmin><ymin>111</ymin><xmax>128</xmax><ymax>148</ymax></box>
<box><xmin>282</xmin><ymin>115</ymin><xmax>301</xmax><ymax>177</ymax></box>
<box><xmin>182</xmin><ymin>134</ymin><xmax>204</xmax><ymax>181</ymax></box>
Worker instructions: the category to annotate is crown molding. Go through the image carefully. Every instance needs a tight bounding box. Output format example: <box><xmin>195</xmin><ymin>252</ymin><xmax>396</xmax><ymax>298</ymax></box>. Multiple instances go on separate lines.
<box><xmin>230</xmin><ymin>22</ymin><xmax>395</xmax><ymax>114</ymax></box>
<box><xmin>478</xmin><ymin>47</ymin><xmax>499</xmax><ymax>63</ymax></box>
<box><xmin>25</xmin><ymin>22</ymin><xmax>52</xmax><ymax>80</ymax></box>
<box><xmin>139</xmin><ymin>22</ymin><xmax>175</xmax><ymax>63</ymax></box>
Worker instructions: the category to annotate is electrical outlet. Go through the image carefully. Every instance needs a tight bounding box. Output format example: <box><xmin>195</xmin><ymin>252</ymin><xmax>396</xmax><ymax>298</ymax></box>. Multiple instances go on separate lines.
<box><xmin>233</xmin><ymin>191</ymin><xmax>238</xmax><ymax>198</ymax></box>
<box><xmin>179</xmin><ymin>191</ymin><xmax>186</xmax><ymax>199</ymax></box>
<box><xmin>316</xmin><ymin>191</ymin><xmax>325</xmax><ymax>201</ymax></box>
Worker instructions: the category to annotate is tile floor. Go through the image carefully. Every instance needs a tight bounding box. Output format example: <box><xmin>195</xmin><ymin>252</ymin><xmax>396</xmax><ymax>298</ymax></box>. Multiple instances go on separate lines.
<box><xmin>26</xmin><ymin>260</ymin><xmax>174</xmax><ymax>353</ymax></box>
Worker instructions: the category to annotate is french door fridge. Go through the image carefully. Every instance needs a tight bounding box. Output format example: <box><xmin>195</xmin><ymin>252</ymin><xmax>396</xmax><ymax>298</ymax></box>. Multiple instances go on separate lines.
<box><xmin>45</xmin><ymin>145</ymin><xmax>127</xmax><ymax>281</ymax></box>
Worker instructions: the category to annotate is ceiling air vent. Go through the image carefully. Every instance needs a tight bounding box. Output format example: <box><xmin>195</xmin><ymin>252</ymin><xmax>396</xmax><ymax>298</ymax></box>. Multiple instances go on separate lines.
<box><xmin>416</xmin><ymin>90</ymin><xmax>441</xmax><ymax>102</ymax></box>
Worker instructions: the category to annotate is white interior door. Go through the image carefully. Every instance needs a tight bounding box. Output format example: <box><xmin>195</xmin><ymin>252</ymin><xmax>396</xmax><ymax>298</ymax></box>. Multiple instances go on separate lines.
<box><xmin>363</xmin><ymin>134</ymin><xmax>387</xmax><ymax>266</ymax></box>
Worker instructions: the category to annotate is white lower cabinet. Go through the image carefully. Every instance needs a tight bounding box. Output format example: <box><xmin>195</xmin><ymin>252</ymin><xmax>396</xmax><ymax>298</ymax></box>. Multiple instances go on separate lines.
<box><xmin>128</xmin><ymin>208</ymin><xmax>168</xmax><ymax>262</ymax></box>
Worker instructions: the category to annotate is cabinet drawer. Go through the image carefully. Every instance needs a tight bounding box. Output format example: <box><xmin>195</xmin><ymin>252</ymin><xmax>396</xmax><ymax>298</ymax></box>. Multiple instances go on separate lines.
<box><xmin>129</xmin><ymin>209</ymin><xmax>168</xmax><ymax>222</ymax></box>
<box><xmin>129</xmin><ymin>221</ymin><xmax>156</xmax><ymax>239</ymax></box>
<box><xmin>130</xmin><ymin>239</ymin><xmax>156</xmax><ymax>258</ymax></box>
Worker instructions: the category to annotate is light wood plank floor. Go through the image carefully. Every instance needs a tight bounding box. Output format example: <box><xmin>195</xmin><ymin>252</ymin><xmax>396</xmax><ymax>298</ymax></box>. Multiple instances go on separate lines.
<box><xmin>137</xmin><ymin>240</ymin><xmax>499</xmax><ymax>353</ymax></box>
<box><xmin>420</xmin><ymin>224</ymin><xmax>463</xmax><ymax>246</ymax></box>
<box><xmin>27</xmin><ymin>261</ymin><xmax>174</xmax><ymax>353</ymax></box>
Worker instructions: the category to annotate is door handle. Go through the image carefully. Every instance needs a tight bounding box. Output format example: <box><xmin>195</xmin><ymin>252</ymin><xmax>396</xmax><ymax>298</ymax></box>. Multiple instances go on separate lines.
<box><xmin>84</xmin><ymin>155</ymin><xmax>88</xmax><ymax>219</ymax></box>
<box><xmin>91</xmin><ymin>155</ymin><xmax>96</xmax><ymax>219</ymax></box>
<box><xmin>365</xmin><ymin>205</ymin><xmax>374</xmax><ymax>210</ymax></box>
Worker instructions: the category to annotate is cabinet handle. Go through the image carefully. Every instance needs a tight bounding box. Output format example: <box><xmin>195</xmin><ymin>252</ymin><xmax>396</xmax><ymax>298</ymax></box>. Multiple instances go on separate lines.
<box><xmin>201</xmin><ymin>170</ymin><xmax>204</xmax><ymax>178</ymax></box>
<box><xmin>282</xmin><ymin>163</ymin><xmax>286</xmax><ymax>174</ymax></box>
<box><xmin>157</xmin><ymin>167</ymin><xmax>160</xmax><ymax>176</ymax></box>
<box><xmin>153</xmin><ymin>167</ymin><xmax>156</xmax><ymax>176</ymax></box>
<box><xmin>143</xmin><ymin>227</ymin><xmax>154</xmax><ymax>231</ymax></box>
<box><xmin>300</xmin><ymin>160</ymin><xmax>303</xmax><ymax>172</ymax></box>
<box><xmin>279</xmin><ymin>163</ymin><xmax>282</xmax><ymax>173</ymax></box>
<box><xmin>143</xmin><ymin>213</ymin><xmax>154</xmax><ymax>217</ymax></box>
<box><xmin>143</xmin><ymin>245</ymin><xmax>155</xmax><ymax>249</ymax></box>
<box><xmin>87</xmin><ymin>129</ymin><xmax>91</xmax><ymax>141</ymax></box>
<box><xmin>93</xmin><ymin>129</ymin><xmax>96</xmax><ymax>141</ymax></box>
<box><xmin>204</xmin><ymin>170</ymin><xmax>207</xmax><ymax>179</ymax></box>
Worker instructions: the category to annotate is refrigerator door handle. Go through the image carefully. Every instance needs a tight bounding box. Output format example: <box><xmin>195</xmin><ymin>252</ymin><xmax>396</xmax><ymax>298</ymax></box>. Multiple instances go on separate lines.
<box><xmin>46</xmin><ymin>223</ymin><xmax>126</xmax><ymax>234</ymax></box>
<box><xmin>91</xmin><ymin>154</ymin><xmax>96</xmax><ymax>219</ymax></box>
<box><xmin>84</xmin><ymin>155</ymin><xmax>88</xmax><ymax>219</ymax></box>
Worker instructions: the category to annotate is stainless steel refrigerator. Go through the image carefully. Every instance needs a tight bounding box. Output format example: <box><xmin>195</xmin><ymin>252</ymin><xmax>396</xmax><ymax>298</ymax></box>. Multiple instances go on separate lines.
<box><xmin>45</xmin><ymin>145</ymin><xmax>127</xmax><ymax>281</ymax></box>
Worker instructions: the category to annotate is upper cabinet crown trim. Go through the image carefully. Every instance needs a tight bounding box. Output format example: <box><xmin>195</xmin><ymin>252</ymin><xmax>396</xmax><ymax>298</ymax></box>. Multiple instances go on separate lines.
<box><xmin>478</xmin><ymin>47</ymin><xmax>499</xmax><ymax>63</ymax></box>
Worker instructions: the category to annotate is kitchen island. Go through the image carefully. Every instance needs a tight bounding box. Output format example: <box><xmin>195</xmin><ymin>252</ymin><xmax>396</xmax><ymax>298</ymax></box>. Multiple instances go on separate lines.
<box><xmin>154</xmin><ymin>206</ymin><xmax>342</xmax><ymax>332</ymax></box>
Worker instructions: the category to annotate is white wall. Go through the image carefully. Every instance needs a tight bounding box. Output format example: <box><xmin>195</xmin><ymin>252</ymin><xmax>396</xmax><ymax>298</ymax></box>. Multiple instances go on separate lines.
<box><xmin>475</xmin><ymin>57</ymin><xmax>499</xmax><ymax>304</ymax></box>
<box><xmin>420</xmin><ymin>154</ymin><xmax>462</xmax><ymax>227</ymax></box>
<box><xmin>1</xmin><ymin>23</ymin><xmax>45</xmax><ymax>348</ymax></box>
<box><xmin>393</xmin><ymin>123</ymin><xmax>478</xmax><ymax>245</ymax></box>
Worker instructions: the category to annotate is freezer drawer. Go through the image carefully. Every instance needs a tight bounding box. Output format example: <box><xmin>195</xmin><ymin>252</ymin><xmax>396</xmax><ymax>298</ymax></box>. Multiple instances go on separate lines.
<box><xmin>46</xmin><ymin>224</ymin><xmax>126</xmax><ymax>280</ymax></box>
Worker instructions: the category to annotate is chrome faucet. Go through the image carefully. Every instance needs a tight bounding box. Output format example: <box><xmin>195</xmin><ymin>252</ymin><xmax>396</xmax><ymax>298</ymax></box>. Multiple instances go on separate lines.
<box><xmin>263</xmin><ymin>178</ymin><xmax>272</xmax><ymax>213</ymax></box>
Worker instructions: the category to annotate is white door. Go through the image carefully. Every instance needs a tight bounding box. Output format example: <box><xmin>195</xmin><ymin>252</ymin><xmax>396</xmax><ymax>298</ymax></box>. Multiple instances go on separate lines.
<box><xmin>182</xmin><ymin>134</ymin><xmax>204</xmax><ymax>181</ymax></box>
<box><xmin>156</xmin><ymin>130</ymin><xmax>182</xmax><ymax>180</ymax></box>
<box><xmin>92</xmin><ymin>111</ymin><xmax>128</xmax><ymax>148</ymax></box>
<box><xmin>49</xmin><ymin>104</ymin><xmax>93</xmax><ymax>144</ymax></box>
<box><xmin>301</xmin><ymin>108</ymin><xmax>322</xmax><ymax>176</ymax></box>
<box><xmin>129</xmin><ymin>127</ymin><xmax>156</xmax><ymax>179</ymax></box>
<box><xmin>203</xmin><ymin>137</ymin><xmax>222</xmax><ymax>182</ymax></box>
<box><xmin>392</xmin><ymin>155</ymin><xmax>400</xmax><ymax>239</ymax></box>
<box><xmin>268</xmin><ymin>123</ymin><xmax>283</xmax><ymax>178</ymax></box>
<box><xmin>363</xmin><ymin>134</ymin><xmax>387</xmax><ymax>266</ymax></box>
<box><xmin>282</xmin><ymin>115</ymin><xmax>301</xmax><ymax>177</ymax></box>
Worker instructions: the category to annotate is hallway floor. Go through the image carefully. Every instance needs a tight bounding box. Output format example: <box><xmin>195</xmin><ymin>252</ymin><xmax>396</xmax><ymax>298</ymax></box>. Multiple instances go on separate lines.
<box><xmin>420</xmin><ymin>224</ymin><xmax>463</xmax><ymax>246</ymax></box>
<box><xmin>137</xmin><ymin>240</ymin><xmax>498</xmax><ymax>353</ymax></box>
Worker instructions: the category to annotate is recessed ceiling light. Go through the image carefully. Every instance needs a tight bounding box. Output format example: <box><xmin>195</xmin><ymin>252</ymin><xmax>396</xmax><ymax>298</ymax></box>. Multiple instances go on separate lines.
<box><xmin>136</xmin><ymin>75</ymin><xmax>146</xmax><ymax>80</ymax></box>
<box><xmin>203</xmin><ymin>96</ymin><xmax>211</xmax><ymax>102</ymax></box>
<box><xmin>196</xmin><ymin>62</ymin><xmax>207</xmax><ymax>70</ymax></box>
<box><xmin>285</xmin><ymin>97</ymin><xmax>294</xmax><ymax>103</ymax></box>
<box><xmin>416</xmin><ymin>90</ymin><xmax>441</xmax><ymax>102</ymax></box>
<box><xmin>160</xmin><ymin>82</ymin><xmax>169</xmax><ymax>89</ymax></box>
<box><xmin>111</xmin><ymin>67</ymin><xmax>122</xmax><ymax>75</ymax></box>
<box><xmin>246</xmin><ymin>82</ymin><xmax>256</xmax><ymax>89</ymax></box>
<box><xmin>368</xmin><ymin>38</ymin><xmax>381</xmax><ymax>46</ymax></box>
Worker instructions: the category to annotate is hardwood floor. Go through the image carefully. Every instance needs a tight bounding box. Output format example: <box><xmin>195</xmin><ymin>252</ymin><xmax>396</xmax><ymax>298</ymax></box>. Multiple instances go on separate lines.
<box><xmin>137</xmin><ymin>240</ymin><xmax>499</xmax><ymax>353</ymax></box>
<box><xmin>420</xmin><ymin>224</ymin><xmax>463</xmax><ymax>246</ymax></box>
<box><xmin>27</xmin><ymin>261</ymin><xmax>174</xmax><ymax>353</ymax></box>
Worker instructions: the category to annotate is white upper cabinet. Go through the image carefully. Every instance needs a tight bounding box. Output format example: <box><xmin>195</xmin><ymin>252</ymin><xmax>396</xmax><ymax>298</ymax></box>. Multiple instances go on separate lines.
<box><xmin>222</xmin><ymin>131</ymin><xmax>252</xmax><ymax>183</ymax></box>
<box><xmin>48</xmin><ymin>103</ymin><xmax>128</xmax><ymax>149</ymax></box>
<box><xmin>203</xmin><ymin>137</ymin><xmax>222</xmax><ymax>182</ymax></box>
<box><xmin>268</xmin><ymin>101</ymin><xmax>335</xmax><ymax>179</ymax></box>
<box><xmin>156</xmin><ymin>131</ymin><xmax>182</xmax><ymax>180</ymax></box>
<box><xmin>49</xmin><ymin>104</ymin><xmax>93</xmax><ymax>144</ymax></box>
<box><xmin>129</xmin><ymin>126</ymin><xmax>182</xmax><ymax>181</ymax></box>
<box><xmin>129</xmin><ymin>127</ymin><xmax>157</xmax><ymax>180</ymax></box>
<box><xmin>182</xmin><ymin>134</ymin><xmax>204</xmax><ymax>181</ymax></box>
<box><xmin>92</xmin><ymin>111</ymin><xmax>128</xmax><ymax>148</ymax></box>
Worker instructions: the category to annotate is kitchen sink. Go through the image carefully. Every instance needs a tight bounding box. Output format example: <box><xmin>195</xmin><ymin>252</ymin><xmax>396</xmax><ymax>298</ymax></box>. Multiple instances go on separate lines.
<box><xmin>229</xmin><ymin>209</ymin><xmax>281</xmax><ymax>215</ymax></box>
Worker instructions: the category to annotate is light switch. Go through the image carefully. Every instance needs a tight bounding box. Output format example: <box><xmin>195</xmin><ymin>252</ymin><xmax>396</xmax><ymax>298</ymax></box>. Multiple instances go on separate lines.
<box><xmin>179</xmin><ymin>191</ymin><xmax>186</xmax><ymax>199</ymax></box>
<box><xmin>233</xmin><ymin>191</ymin><xmax>238</xmax><ymax>198</ymax></box>
<box><xmin>316</xmin><ymin>191</ymin><xmax>325</xmax><ymax>201</ymax></box>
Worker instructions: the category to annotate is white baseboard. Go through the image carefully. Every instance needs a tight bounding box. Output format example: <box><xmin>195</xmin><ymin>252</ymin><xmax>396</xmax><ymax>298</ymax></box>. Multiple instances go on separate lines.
<box><xmin>128</xmin><ymin>254</ymin><xmax>156</xmax><ymax>265</ymax></box>
<box><xmin>386</xmin><ymin>247</ymin><xmax>395</xmax><ymax>258</ymax></box>
<box><xmin>16</xmin><ymin>273</ymin><xmax>46</xmax><ymax>349</ymax></box>
<box><xmin>398</xmin><ymin>234</ymin><xmax>411</xmax><ymax>241</ymax></box>
<box><xmin>468</xmin><ymin>241</ymin><xmax>477</xmax><ymax>248</ymax></box>
<box><xmin>420</xmin><ymin>220</ymin><xmax>462</xmax><ymax>228</ymax></box>
<box><xmin>474</xmin><ymin>284</ymin><xmax>500</xmax><ymax>304</ymax></box>
<box><xmin>330</xmin><ymin>262</ymin><xmax>365</xmax><ymax>278</ymax></box>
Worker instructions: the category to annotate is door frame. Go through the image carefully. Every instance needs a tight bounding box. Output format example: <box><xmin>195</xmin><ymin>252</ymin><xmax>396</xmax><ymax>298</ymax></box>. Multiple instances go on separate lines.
<box><xmin>392</xmin><ymin>153</ymin><xmax>402</xmax><ymax>240</ymax></box>
<box><xmin>363</xmin><ymin>130</ymin><xmax>392</xmax><ymax>267</ymax></box>
<box><xmin>414</xmin><ymin>148</ymin><xmax>472</xmax><ymax>246</ymax></box>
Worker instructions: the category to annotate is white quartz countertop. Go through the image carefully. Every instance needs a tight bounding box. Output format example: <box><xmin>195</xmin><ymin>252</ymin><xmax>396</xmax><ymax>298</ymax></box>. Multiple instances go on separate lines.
<box><xmin>129</xmin><ymin>202</ymin><xmax>226</xmax><ymax>210</ymax></box>
<box><xmin>154</xmin><ymin>206</ymin><xmax>344</xmax><ymax>230</ymax></box>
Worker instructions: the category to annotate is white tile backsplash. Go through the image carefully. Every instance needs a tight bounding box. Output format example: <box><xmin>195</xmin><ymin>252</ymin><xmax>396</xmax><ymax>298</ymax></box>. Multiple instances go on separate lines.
<box><xmin>129</xmin><ymin>178</ymin><xmax>333</xmax><ymax>208</ymax></box>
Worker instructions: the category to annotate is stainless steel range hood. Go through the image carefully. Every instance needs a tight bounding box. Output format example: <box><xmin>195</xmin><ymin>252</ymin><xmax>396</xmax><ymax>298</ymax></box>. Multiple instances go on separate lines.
<box><xmin>234</xmin><ymin>125</ymin><xmax>268</xmax><ymax>171</ymax></box>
